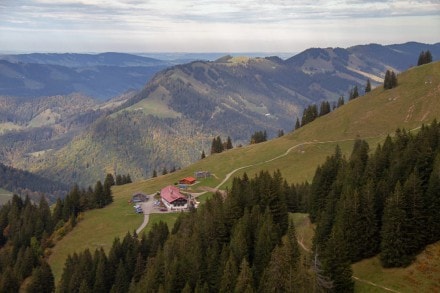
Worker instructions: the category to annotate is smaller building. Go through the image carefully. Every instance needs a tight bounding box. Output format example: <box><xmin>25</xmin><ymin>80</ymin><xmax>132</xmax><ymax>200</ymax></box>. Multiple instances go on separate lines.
<box><xmin>179</xmin><ymin>177</ymin><xmax>196</xmax><ymax>185</ymax></box>
<box><xmin>161</xmin><ymin>185</ymin><xmax>188</xmax><ymax>210</ymax></box>
<box><xmin>194</xmin><ymin>171</ymin><xmax>211</xmax><ymax>179</ymax></box>
<box><xmin>132</xmin><ymin>192</ymin><xmax>149</xmax><ymax>203</ymax></box>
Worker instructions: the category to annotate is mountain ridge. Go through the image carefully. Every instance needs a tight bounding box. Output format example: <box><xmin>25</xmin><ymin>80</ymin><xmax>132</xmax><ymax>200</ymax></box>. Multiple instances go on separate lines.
<box><xmin>1</xmin><ymin>42</ymin><xmax>439</xmax><ymax>186</ymax></box>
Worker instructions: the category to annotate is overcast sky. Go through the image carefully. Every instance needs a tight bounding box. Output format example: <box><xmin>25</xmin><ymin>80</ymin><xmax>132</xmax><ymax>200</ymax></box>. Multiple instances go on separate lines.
<box><xmin>1</xmin><ymin>0</ymin><xmax>439</xmax><ymax>53</ymax></box>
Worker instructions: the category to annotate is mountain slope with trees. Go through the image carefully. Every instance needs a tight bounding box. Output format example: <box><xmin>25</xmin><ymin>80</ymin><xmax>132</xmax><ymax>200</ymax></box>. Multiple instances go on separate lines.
<box><xmin>1</xmin><ymin>43</ymin><xmax>439</xmax><ymax>187</ymax></box>
<box><xmin>47</xmin><ymin>61</ymin><xmax>440</xmax><ymax>292</ymax></box>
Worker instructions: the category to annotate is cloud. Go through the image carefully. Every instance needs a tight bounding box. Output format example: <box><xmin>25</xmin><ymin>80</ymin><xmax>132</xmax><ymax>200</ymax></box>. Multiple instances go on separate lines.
<box><xmin>1</xmin><ymin>0</ymin><xmax>439</xmax><ymax>52</ymax></box>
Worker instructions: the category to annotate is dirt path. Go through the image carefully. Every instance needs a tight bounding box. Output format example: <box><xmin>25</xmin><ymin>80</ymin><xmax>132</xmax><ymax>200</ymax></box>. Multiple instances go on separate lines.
<box><xmin>135</xmin><ymin>196</ymin><xmax>157</xmax><ymax>235</ymax></box>
<box><xmin>135</xmin><ymin>136</ymin><xmax>377</xmax><ymax>233</ymax></box>
<box><xmin>352</xmin><ymin>276</ymin><xmax>401</xmax><ymax>293</ymax></box>
<box><xmin>295</xmin><ymin>219</ymin><xmax>401</xmax><ymax>293</ymax></box>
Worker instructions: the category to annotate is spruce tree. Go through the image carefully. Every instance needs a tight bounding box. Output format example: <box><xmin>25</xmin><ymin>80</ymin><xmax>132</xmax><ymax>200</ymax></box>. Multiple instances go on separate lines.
<box><xmin>321</xmin><ymin>229</ymin><xmax>354</xmax><ymax>292</ymax></box>
<box><xmin>337</xmin><ymin>95</ymin><xmax>345</xmax><ymax>108</ymax></box>
<box><xmin>319</xmin><ymin>101</ymin><xmax>331</xmax><ymax>116</ymax></box>
<box><xmin>219</xmin><ymin>255</ymin><xmax>238</xmax><ymax>293</ymax></box>
<box><xmin>235</xmin><ymin>258</ymin><xmax>254</xmax><ymax>293</ymax></box>
<box><xmin>201</xmin><ymin>150</ymin><xmax>206</xmax><ymax>159</ymax></box>
<box><xmin>294</xmin><ymin>117</ymin><xmax>301</xmax><ymax>130</ymax></box>
<box><xmin>380</xmin><ymin>183</ymin><xmax>412</xmax><ymax>267</ymax></box>
<box><xmin>27</xmin><ymin>261</ymin><xmax>55</xmax><ymax>293</ymax></box>
<box><xmin>349</xmin><ymin>85</ymin><xmax>359</xmax><ymax>100</ymax></box>
<box><xmin>365</xmin><ymin>79</ymin><xmax>371</xmax><ymax>93</ymax></box>
<box><xmin>226</xmin><ymin>136</ymin><xmax>233</xmax><ymax>149</ymax></box>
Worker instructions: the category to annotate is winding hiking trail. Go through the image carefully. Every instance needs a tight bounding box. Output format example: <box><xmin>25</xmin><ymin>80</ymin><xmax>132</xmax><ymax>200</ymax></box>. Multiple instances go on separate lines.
<box><xmin>135</xmin><ymin>135</ymin><xmax>402</xmax><ymax>292</ymax></box>
<box><xmin>136</xmin><ymin>137</ymin><xmax>359</xmax><ymax>235</ymax></box>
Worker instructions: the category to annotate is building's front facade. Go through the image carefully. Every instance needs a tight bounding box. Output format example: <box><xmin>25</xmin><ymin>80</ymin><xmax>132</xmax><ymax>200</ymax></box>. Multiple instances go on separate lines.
<box><xmin>160</xmin><ymin>185</ymin><xmax>188</xmax><ymax>210</ymax></box>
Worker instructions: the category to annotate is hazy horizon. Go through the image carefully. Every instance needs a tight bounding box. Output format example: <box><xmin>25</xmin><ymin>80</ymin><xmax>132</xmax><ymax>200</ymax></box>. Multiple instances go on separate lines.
<box><xmin>1</xmin><ymin>1</ymin><xmax>439</xmax><ymax>53</ymax></box>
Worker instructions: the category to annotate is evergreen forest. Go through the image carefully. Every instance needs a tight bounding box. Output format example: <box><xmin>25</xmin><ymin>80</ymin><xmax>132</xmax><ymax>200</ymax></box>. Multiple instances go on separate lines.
<box><xmin>56</xmin><ymin>120</ymin><xmax>440</xmax><ymax>292</ymax></box>
<box><xmin>0</xmin><ymin>175</ymin><xmax>114</xmax><ymax>292</ymax></box>
<box><xmin>309</xmin><ymin>120</ymin><xmax>440</xmax><ymax>290</ymax></box>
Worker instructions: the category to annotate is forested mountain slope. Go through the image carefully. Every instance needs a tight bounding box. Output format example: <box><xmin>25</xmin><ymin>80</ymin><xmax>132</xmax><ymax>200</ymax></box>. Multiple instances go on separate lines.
<box><xmin>47</xmin><ymin>62</ymin><xmax>440</xmax><ymax>288</ymax></box>
<box><xmin>1</xmin><ymin>43</ymin><xmax>439</xmax><ymax>187</ymax></box>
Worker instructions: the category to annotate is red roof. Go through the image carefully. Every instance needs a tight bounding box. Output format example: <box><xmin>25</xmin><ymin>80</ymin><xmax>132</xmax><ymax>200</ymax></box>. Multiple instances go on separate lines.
<box><xmin>161</xmin><ymin>185</ymin><xmax>187</xmax><ymax>203</ymax></box>
<box><xmin>179</xmin><ymin>177</ymin><xmax>196</xmax><ymax>184</ymax></box>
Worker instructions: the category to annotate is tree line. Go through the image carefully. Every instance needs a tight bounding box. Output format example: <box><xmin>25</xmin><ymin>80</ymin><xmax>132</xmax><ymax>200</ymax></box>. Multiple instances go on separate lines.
<box><xmin>306</xmin><ymin>120</ymin><xmax>440</xmax><ymax>291</ymax></box>
<box><xmin>0</xmin><ymin>174</ymin><xmax>115</xmax><ymax>292</ymax></box>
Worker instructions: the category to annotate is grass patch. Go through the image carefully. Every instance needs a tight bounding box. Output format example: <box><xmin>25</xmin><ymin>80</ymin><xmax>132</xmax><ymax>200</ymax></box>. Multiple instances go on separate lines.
<box><xmin>0</xmin><ymin>188</ymin><xmax>13</xmax><ymax>205</ymax></box>
<box><xmin>290</xmin><ymin>213</ymin><xmax>314</xmax><ymax>252</ymax></box>
<box><xmin>352</xmin><ymin>241</ymin><xmax>440</xmax><ymax>293</ymax></box>
<box><xmin>143</xmin><ymin>213</ymin><xmax>181</xmax><ymax>234</ymax></box>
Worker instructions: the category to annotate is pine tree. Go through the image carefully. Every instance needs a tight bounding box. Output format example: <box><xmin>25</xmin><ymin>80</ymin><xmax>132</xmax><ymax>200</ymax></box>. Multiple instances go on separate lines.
<box><xmin>152</xmin><ymin>169</ymin><xmax>157</xmax><ymax>178</ymax></box>
<box><xmin>201</xmin><ymin>150</ymin><xmax>206</xmax><ymax>159</ymax></box>
<box><xmin>115</xmin><ymin>174</ymin><xmax>123</xmax><ymax>185</ymax></box>
<box><xmin>0</xmin><ymin>267</ymin><xmax>20</xmax><ymax>293</ymax></box>
<box><xmin>94</xmin><ymin>180</ymin><xmax>105</xmax><ymax>208</ymax></box>
<box><xmin>226</xmin><ymin>136</ymin><xmax>233</xmax><ymax>149</ymax></box>
<box><xmin>402</xmin><ymin>172</ymin><xmax>426</xmax><ymax>254</ymax></box>
<box><xmin>319</xmin><ymin>101</ymin><xmax>331</xmax><ymax>116</ymax></box>
<box><xmin>219</xmin><ymin>255</ymin><xmax>238</xmax><ymax>293</ymax></box>
<box><xmin>384</xmin><ymin>70</ymin><xmax>397</xmax><ymax>89</ymax></box>
<box><xmin>294</xmin><ymin>117</ymin><xmax>301</xmax><ymax>130</ymax></box>
<box><xmin>365</xmin><ymin>79</ymin><xmax>371</xmax><ymax>93</ymax></box>
<box><xmin>111</xmin><ymin>261</ymin><xmax>129</xmax><ymax>293</ymax></box>
<box><xmin>418</xmin><ymin>50</ymin><xmax>433</xmax><ymax>66</ymax></box>
<box><xmin>26</xmin><ymin>260</ymin><xmax>55</xmax><ymax>293</ymax></box>
<box><xmin>235</xmin><ymin>258</ymin><xmax>254</xmax><ymax>293</ymax></box>
<box><xmin>380</xmin><ymin>183</ymin><xmax>412</xmax><ymax>267</ymax></box>
<box><xmin>349</xmin><ymin>85</ymin><xmax>359</xmax><ymax>100</ymax></box>
<box><xmin>321</xmin><ymin>229</ymin><xmax>354</xmax><ymax>292</ymax></box>
<box><xmin>337</xmin><ymin>95</ymin><xmax>345</xmax><ymax>108</ymax></box>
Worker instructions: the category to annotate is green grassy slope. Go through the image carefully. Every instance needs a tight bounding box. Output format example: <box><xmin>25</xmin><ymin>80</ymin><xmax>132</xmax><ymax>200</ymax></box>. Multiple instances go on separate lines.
<box><xmin>48</xmin><ymin>62</ymin><xmax>440</xmax><ymax>285</ymax></box>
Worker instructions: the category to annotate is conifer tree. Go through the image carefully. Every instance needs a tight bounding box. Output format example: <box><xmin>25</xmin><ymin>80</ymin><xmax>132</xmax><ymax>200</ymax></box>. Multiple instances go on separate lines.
<box><xmin>111</xmin><ymin>261</ymin><xmax>129</xmax><ymax>293</ymax></box>
<box><xmin>365</xmin><ymin>79</ymin><xmax>371</xmax><ymax>93</ymax></box>
<box><xmin>115</xmin><ymin>174</ymin><xmax>123</xmax><ymax>185</ymax></box>
<box><xmin>349</xmin><ymin>85</ymin><xmax>359</xmax><ymax>100</ymax></box>
<box><xmin>319</xmin><ymin>101</ymin><xmax>331</xmax><ymax>116</ymax></box>
<box><xmin>380</xmin><ymin>183</ymin><xmax>412</xmax><ymax>267</ymax></box>
<box><xmin>27</xmin><ymin>261</ymin><xmax>55</xmax><ymax>293</ymax></box>
<box><xmin>294</xmin><ymin>117</ymin><xmax>301</xmax><ymax>130</ymax></box>
<box><xmin>235</xmin><ymin>258</ymin><xmax>254</xmax><ymax>293</ymax></box>
<box><xmin>384</xmin><ymin>70</ymin><xmax>397</xmax><ymax>89</ymax></box>
<box><xmin>418</xmin><ymin>50</ymin><xmax>433</xmax><ymax>66</ymax></box>
<box><xmin>337</xmin><ymin>95</ymin><xmax>345</xmax><ymax>108</ymax></box>
<box><xmin>219</xmin><ymin>255</ymin><xmax>238</xmax><ymax>293</ymax></box>
<box><xmin>321</xmin><ymin>229</ymin><xmax>354</xmax><ymax>292</ymax></box>
<box><xmin>201</xmin><ymin>150</ymin><xmax>206</xmax><ymax>159</ymax></box>
<box><xmin>226</xmin><ymin>136</ymin><xmax>233</xmax><ymax>149</ymax></box>
<box><xmin>94</xmin><ymin>180</ymin><xmax>105</xmax><ymax>208</ymax></box>
<box><xmin>152</xmin><ymin>170</ymin><xmax>157</xmax><ymax>178</ymax></box>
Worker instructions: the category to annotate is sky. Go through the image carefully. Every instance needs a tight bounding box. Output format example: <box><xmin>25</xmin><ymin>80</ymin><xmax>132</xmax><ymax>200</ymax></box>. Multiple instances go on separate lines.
<box><xmin>0</xmin><ymin>0</ymin><xmax>439</xmax><ymax>53</ymax></box>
